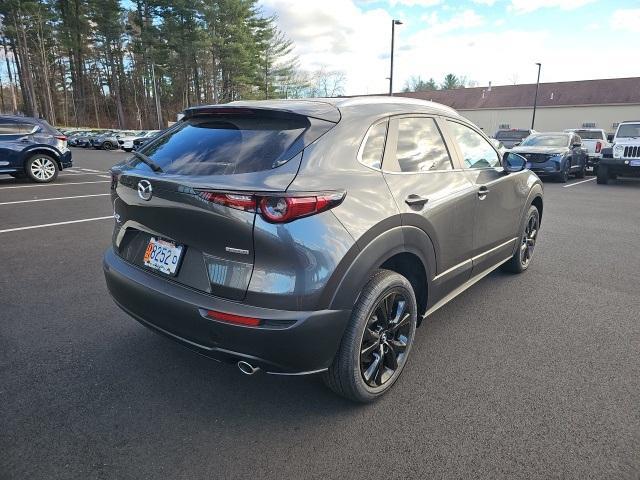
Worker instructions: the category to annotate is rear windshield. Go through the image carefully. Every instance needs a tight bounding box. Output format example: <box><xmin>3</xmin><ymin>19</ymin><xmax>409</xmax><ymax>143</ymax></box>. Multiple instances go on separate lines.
<box><xmin>573</xmin><ymin>130</ymin><xmax>603</xmax><ymax>140</ymax></box>
<box><xmin>134</xmin><ymin>115</ymin><xmax>309</xmax><ymax>175</ymax></box>
<box><xmin>495</xmin><ymin>130</ymin><xmax>529</xmax><ymax>140</ymax></box>
<box><xmin>37</xmin><ymin>119</ymin><xmax>61</xmax><ymax>135</ymax></box>
<box><xmin>521</xmin><ymin>135</ymin><xmax>569</xmax><ymax>147</ymax></box>
<box><xmin>616</xmin><ymin>124</ymin><xmax>640</xmax><ymax>138</ymax></box>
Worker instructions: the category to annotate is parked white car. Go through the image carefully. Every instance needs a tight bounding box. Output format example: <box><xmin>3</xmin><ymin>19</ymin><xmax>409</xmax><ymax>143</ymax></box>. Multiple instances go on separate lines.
<box><xmin>564</xmin><ymin>128</ymin><xmax>610</xmax><ymax>174</ymax></box>
<box><xmin>118</xmin><ymin>131</ymin><xmax>148</xmax><ymax>152</ymax></box>
<box><xmin>597</xmin><ymin>121</ymin><xmax>640</xmax><ymax>184</ymax></box>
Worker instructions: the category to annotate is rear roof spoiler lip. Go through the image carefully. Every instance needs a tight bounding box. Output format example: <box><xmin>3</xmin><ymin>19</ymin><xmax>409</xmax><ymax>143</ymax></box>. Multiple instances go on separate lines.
<box><xmin>183</xmin><ymin>102</ymin><xmax>341</xmax><ymax>124</ymax></box>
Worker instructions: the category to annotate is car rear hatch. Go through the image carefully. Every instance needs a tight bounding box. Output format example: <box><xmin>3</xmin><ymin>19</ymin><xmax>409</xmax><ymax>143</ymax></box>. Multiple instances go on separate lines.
<box><xmin>111</xmin><ymin>103</ymin><xmax>339</xmax><ymax>301</ymax></box>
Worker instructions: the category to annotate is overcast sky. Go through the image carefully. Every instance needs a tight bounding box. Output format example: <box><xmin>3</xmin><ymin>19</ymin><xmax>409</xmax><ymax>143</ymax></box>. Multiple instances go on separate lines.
<box><xmin>260</xmin><ymin>0</ymin><xmax>640</xmax><ymax>95</ymax></box>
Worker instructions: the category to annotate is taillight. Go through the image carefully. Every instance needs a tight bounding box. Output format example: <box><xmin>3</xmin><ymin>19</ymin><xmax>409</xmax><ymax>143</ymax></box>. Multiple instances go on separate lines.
<box><xmin>259</xmin><ymin>194</ymin><xmax>342</xmax><ymax>223</ymax></box>
<box><xmin>206</xmin><ymin>310</ymin><xmax>261</xmax><ymax>327</ymax></box>
<box><xmin>196</xmin><ymin>190</ymin><xmax>345</xmax><ymax>223</ymax></box>
<box><xmin>197</xmin><ymin>191</ymin><xmax>256</xmax><ymax>211</ymax></box>
<box><xmin>55</xmin><ymin>135</ymin><xmax>67</xmax><ymax>141</ymax></box>
<box><xmin>595</xmin><ymin>141</ymin><xmax>602</xmax><ymax>153</ymax></box>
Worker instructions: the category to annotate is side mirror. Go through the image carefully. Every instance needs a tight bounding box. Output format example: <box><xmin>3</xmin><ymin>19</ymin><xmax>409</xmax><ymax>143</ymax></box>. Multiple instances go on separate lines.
<box><xmin>503</xmin><ymin>152</ymin><xmax>527</xmax><ymax>173</ymax></box>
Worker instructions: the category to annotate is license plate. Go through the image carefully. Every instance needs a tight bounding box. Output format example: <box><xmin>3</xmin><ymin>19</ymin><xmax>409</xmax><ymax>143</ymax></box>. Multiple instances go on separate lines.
<box><xmin>586</xmin><ymin>166</ymin><xmax>594</xmax><ymax>171</ymax></box>
<box><xmin>630</xmin><ymin>160</ymin><xmax>640</xmax><ymax>167</ymax></box>
<box><xmin>143</xmin><ymin>237</ymin><xmax>184</xmax><ymax>275</ymax></box>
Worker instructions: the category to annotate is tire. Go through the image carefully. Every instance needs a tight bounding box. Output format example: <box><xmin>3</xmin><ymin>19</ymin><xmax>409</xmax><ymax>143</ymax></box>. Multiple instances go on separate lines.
<box><xmin>103</xmin><ymin>142</ymin><xmax>114</xmax><ymax>150</ymax></box>
<box><xmin>597</xmin><ymin>165</ymin><xmax>609</xmax><ymax>184</ymax></box>
<box><xmin>123</xmin><ymin>148</ymin><xmax>132</xmax><ymax>152</ymax></box>
<box><xmin>575</xmin><ymin>162</ymin><xmax>586</xmax><ymax>179</ymax></box>
<box><xmin>556</xmin><ymin>162</ymin><xmax>569</xmax><ymax>183</ymax></box>
<box><xmin>323</xmin><ymin>269</ymin><xmax>418</xmax><ymax>403</ymax></box>
<box><xmin>25</xmin><ymin>154</ymin><xmax>59</xmax><ymax>183</ymax></box>
<box><xmin>501</xmin><ymin>205</ymin><xmax>539</xmax><ymax>274</ymax></box>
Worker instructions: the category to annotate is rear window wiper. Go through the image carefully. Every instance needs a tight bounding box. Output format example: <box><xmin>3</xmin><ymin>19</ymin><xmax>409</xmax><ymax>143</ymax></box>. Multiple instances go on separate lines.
<box><xmin>132</xmin><ymin>150</ymin><xmax>163</xmax><ymax>173</ymax></box>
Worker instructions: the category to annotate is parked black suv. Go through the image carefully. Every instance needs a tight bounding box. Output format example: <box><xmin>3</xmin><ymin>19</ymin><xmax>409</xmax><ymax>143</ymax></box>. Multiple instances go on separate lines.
<box><xmin>103</xmin><ymin>98</ymin><xmax>544</xmax><ymax>402</ymax></box>
<box><xmin>0</xmin><ymin>115</ymin><xmax>72</xmax><ymax>182</ymax></box>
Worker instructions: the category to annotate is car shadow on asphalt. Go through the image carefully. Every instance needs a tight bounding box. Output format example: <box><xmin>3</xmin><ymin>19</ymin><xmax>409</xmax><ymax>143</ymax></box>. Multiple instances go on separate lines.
<box><xmin>101</xmin><ymin>325</ymin><xmax>365</xmax><ymax>417</ymax></box>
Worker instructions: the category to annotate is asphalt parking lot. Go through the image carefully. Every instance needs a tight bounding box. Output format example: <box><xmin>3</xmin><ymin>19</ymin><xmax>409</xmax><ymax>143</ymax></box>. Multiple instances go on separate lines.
<box><xmin>1</xmin><ymin>149</ymin><xmax>639</xmax><ymax>479</ymax></box>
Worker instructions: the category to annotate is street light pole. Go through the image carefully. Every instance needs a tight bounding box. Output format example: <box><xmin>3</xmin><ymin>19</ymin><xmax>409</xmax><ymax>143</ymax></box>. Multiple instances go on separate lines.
<box><xmin>389</xmin><ymin>19</ymin><xmax>402</xmax><ymax>96</ymax></box>
<box><xmin>531</xmin><ymin>62</ymin><xmax>542</xmax><ymax>129</ymax></box>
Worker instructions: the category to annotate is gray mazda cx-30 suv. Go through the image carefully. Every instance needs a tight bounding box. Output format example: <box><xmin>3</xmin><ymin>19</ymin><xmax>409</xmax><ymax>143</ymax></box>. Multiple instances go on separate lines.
<box><xmin>103</xmin><ymin>97</ymin><xmax>543</xmax><ymax>402</ymax></box>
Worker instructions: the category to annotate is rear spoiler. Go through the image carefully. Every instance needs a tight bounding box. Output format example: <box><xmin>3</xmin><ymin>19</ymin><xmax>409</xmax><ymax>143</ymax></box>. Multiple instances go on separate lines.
<box><xmin>183</xmin><ymin>101</ymin><xmax>341</xmax><ymax>124</ymax></box>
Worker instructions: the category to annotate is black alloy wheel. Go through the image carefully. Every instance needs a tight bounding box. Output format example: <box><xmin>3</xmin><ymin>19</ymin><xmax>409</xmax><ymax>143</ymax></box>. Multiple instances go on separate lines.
<box><xmin>323</xmin><ymin>269</ymin><xmax>417</xmax><ymax>402</ymax></box>
<box><xmin>501</xmin><ymin>205</ymin><xmax>540</xmax><ymax>274</ymax></box>
<box><xmin>359</xmin><ymin>290</ymin><xmax>412</xmax><ymax>388</ymax></box>
<box><xmin>519</xmin><ymin>212</ymin><xmax>538</xmax><ymax>268</ymax></box>
<box><xmin>558</xmin><ymin>163</ymin><xmax>569</xmax><ymax>183</ymax></box>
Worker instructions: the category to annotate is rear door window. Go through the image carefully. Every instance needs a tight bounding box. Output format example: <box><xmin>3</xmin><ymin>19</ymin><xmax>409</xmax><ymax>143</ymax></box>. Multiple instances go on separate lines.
<box><xmin>133</xmin><ymin>114</ymin><xmax>311</xmax><ymax>175</ymax></box>
<box><xmin>0</xmin><ymin>120</ymin><xmax>31</xmax><ymax>135</ymax></box>
<box><xmin>574</xmin><ymin>130</ymin><xmax>603</xmax><ymax>140</ymax></box>
<box><xmin>386</xmin><ymin>117</ymin><xmax>453</xmax><ymax>173</ymax></box>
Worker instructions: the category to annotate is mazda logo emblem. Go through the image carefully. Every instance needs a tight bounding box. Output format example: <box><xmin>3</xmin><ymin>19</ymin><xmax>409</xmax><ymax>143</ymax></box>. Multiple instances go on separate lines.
<box><xmin>137</xmin><ymin>180</ymin><xmax>153</xmax><ymax>201</ymax></box>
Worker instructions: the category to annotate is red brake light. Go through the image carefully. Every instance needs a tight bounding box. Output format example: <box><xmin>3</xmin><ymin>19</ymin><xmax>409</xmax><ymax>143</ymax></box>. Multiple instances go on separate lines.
<box><xmin>55</xmin><ymin>135</ymin><xmax>67</xmax><ymax>141</ymax></box>
<box><xmin>259</xmin><ymin>193</ymin><xmax>345</xmax><ymax>223</ymax></box>
<box><xmin>196</xmin><ymin>190</ymin><xmax>345</xmax><ymax>223</ymax></box>
<box><xmin>206</xmin><ymin>310</ymin><xmax>261</xmax><ymax>327</ymax></box>
<box><xmin>595</xmin><ymin>141</ymin><xmax>602</xmax><ymax>153</ymax></box>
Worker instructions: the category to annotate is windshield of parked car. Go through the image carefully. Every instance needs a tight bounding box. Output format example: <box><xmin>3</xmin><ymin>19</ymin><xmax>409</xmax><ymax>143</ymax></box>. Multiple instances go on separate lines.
<box><xmin>573</xmin><ymin>130</ymin><xmax>603</xmax><ymax>140</ymax></box>
<box><xmin>495</xmin><ymin>130</ymin><xmax>530</xmax><ymax>141</ymax></box>
<box><xmin>616</xmin><ymin>123</ymin><xmax>640</xmax><ymax>138</ymax></box>
<box><xmin>520</xmin><ymin>135</ymin><xmax>569</xmax><ymax>147</ymax></box>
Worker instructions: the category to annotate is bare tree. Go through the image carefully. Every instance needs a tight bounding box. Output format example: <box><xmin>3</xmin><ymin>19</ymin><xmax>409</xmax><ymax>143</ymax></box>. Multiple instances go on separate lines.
<box><xmin>312</xmin><ymin>66</ymin><xmax>346</xmax><ymax>97</ymax></box>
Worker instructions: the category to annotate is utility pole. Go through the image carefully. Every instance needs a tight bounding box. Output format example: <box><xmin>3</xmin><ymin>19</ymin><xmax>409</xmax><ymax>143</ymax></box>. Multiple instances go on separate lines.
<box><xmin>389</xmin><ymin>19</ymin><xmax>402</xmax><ymax>96</ymax></box>
<box><xmin>531</xmin><ymin>62</ymin><xmax>542</xmax><ymax>129</ymax></box>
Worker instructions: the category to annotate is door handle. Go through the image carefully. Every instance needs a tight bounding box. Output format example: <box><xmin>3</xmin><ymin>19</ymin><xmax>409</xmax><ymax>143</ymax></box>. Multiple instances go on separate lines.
<box><xmin>478</xmin><ymin>186</ymin><xmax>490</xmax><ymax>199</ymax></box>
<box><xmin>405</xmin><ymin>194</ymin><xmax>429</xmax><ymax>207</ymax></box>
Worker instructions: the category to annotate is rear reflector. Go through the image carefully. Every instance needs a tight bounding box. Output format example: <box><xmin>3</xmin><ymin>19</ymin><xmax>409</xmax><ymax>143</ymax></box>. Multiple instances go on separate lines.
<box><xmin>206</xmin><ymin>310</ymin><xmax>262</xmax><ymax>327</ymax></box>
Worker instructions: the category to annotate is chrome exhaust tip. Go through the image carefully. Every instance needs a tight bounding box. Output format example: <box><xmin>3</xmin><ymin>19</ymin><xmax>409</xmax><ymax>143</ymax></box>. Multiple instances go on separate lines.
<box><xmin>237</xmin><ymin>360</ymin><xmax>260</xmax><ymax>375</ymax></box>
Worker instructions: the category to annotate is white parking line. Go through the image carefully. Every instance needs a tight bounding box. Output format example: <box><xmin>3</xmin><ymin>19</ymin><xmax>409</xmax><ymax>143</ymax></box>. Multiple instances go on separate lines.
<box><xmin>0</xmin><ymin>193</ymin><xmax>110</xmax><ymax>206</ymax></box>
<box><xmin>77</xmin><ymin>168</ymin><xmax>106</xmax><ymax>173</ymax></box>
<box><xmin>0</xmin><ymin>180</ymin><xmax>109</xmax><ymax>190</ymax></box>
<box><xmin>0</xmin><ymin>216</ymin><xmax>113</xmax><ymax>234</ymax></box>
<box><xmin>61</xmin><ymin>172</ymin><xmax>107</xmax><ymax>176</ymax></box>
<box><xmin>563</xmin><ymin>178</ymin><xmax>596</xmax><ymax>188</ymax></box>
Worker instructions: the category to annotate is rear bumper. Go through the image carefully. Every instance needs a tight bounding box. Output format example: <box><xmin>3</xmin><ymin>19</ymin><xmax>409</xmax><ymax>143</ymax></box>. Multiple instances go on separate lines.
<box><xmin>103</xmin><ymin>248</ymin><xmax>350</xmax><ymax>374</ymax></box>
<box><xmin>59</xmin><ymin>151</ymin><xmax>72</xmax><ymax>169</ymax></box>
